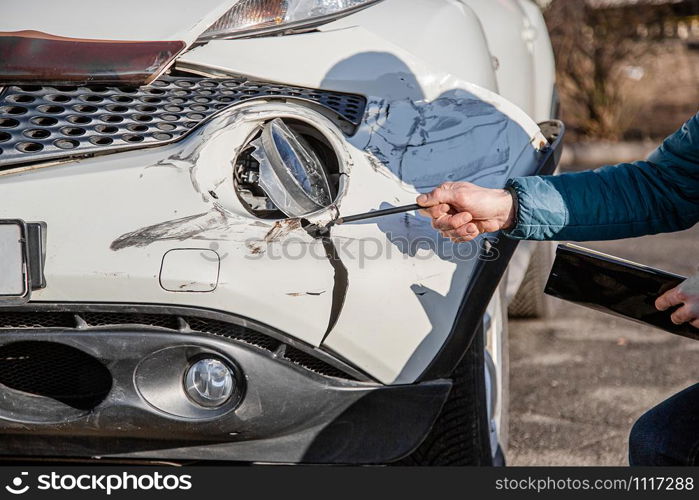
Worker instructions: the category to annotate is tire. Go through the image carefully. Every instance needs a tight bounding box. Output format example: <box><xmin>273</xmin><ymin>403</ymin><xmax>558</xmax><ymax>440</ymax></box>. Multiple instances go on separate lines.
<box><xmin>398</xmin><ymin>327</ymin><xmax>493</xmax><ymax>465</ymax></box>
<box><xmin>507</xmin><ymin>242</ymin><xmax>554</xmax><ymax>319</ymax></box>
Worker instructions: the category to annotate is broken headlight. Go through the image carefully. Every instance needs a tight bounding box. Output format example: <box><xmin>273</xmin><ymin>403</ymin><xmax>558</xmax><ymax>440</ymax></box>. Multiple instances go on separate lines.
<box><xmin>198</xmin><ymin>0</ymin><xmax>384</xmax><ymax>40</ymax></box>
<box><xmin>234</xmin><ymin>118</ymin><xmax>340</xmax><ymax>218</ymax></box>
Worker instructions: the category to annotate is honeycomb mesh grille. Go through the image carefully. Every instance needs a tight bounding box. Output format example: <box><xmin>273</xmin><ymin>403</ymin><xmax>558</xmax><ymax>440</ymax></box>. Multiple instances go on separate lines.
<box><xmin>0</xmin><ymin>311</ymin><xmax>76</xmax><ymax>329</ymax></box>
<box><xmin>282</xmin><ymin>346</ymin><xmax>353</xmax><ymax>380</ymax></box>
<box><xmin>0</xmin><ymin>309</ymin><xmax>356</xmax><ymax>380</ymax></box>
<box><xmin>0</xmin><ymin>77</ymin><xmax>367</xmax><ymax>168</ymax></box>
<box><xmin>80</xmin><ymin>312</ymin><xmax>180</xmax><ymax>330</ymax></box>
<box><xmin>185</xmin><ymin>317</ymin><xmax>281</xmax><ymax>352</ymax></box>
<box><xmin>0</xmin><ymin>341</ymin><xmax>112</xmax><ymax>410</ymax></box>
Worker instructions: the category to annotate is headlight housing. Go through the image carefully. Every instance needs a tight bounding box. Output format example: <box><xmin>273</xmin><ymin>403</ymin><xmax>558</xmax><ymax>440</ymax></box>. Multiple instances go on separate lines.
<box><xmin>198</xmin><ymin>0</ymin><xmax>383</xmax><ymax>40</ymax></box>
<box><xmin>252</xmin><ymin>118</ymin><xmax>333</xmax><ymax>217</ymax></box>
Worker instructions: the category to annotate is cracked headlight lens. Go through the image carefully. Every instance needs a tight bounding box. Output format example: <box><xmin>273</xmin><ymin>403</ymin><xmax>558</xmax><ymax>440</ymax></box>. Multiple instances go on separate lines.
<box><xmin>251</xmin><ymin>118</ymin><xmax>333</xmax><ymax>217</ymax></box>
<box><xmin>198</xmin><ymin>0</ymin><xmax>383</xmax><ymax>40</ymax></box>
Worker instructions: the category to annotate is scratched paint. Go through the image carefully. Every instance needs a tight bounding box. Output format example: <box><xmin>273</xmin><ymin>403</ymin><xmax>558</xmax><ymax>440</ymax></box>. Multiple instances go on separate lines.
<box><xmin>110</xmin><ymin>208</ymin><xmax>243</xmax><ymax>251</ymax></box>
<box><xmin>263</xmin><ymin>219</ymin><xmax>303</xmax><ymax>243</ymax></box>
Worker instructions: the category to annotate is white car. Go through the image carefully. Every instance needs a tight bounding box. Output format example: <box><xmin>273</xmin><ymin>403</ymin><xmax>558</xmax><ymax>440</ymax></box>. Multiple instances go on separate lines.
<box><xmin>0</xmin><ymin>0</ymin><xmax>560</xmax><ymax>464</ymax></box>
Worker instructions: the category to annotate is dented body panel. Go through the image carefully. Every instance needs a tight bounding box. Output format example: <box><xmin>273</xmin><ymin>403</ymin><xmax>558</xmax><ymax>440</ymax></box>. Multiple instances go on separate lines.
<box><xmin>0</xmin><ymin>89</ymin><xmax>543</xmax><ymax>384</ymax></box>
<box><xmin>0</xmin><ymin>0</ymin><xmax>558</xmax><ymax>462</ymax></box>
<box><xmin>0</xmin><ymin>104</ymin><xmax>347</xmax><ymax>347</ymax></box>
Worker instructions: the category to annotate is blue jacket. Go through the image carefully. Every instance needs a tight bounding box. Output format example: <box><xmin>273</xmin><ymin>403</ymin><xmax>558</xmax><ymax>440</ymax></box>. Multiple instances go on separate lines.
<box><xmin>505</xmin><ymin>112</ymin><xmax>699</xmax><ymax>241</ymax></box>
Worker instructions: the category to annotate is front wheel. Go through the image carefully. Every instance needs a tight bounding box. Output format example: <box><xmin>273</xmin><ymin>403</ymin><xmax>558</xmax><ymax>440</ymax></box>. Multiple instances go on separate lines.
<box><xmin>508</xmin><ymin>242</ymin><xmax>555</xmax><ymax>319</ymax></box>
<box><xmin>398</xmin><ymin>325</ymin><xmax>494</xmax><ymax>465</ymax></box>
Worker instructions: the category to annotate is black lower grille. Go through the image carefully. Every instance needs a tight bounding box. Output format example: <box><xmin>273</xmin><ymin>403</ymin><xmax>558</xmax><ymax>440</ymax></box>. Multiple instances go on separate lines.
<box><xmin>0</xmin><ymin>77</ymin><xmax>367</xmax><ymax>168</ymax></box>
<box><xmin>0</xmin><ymin>341</ymin><xmax>112</xmax><ymax>410</ymax></box>
<box><xmin>185</xmin><ymin>317</ymin><xmax>281</xmax><ymax>352</ymax></box>
<box><xmin>0</xmin><ymin>311</ymin><xmax>75</xmax><ymax>329</ymax></box>
<box><xmin>282</xmin><ymin>346</ymin><xmax>352</xmax><ymax>380</ymax></box>
<box><xmin>81</xmin><ymin>312</ymin><xmax>180</xmax><ymax>330</ymax></box>
<box><xmin>0</xmin><ymin>308</ymin><xmax>359</xmax><ymax>380</ymax></box>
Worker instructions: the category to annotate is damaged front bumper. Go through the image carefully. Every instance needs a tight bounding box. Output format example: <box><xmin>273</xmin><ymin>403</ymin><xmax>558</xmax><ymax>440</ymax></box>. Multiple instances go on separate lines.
<box><xmin>0</xmin><ymin>303</ymin><xmax>450</xmax><ymax>464</ymax></box>
<box><xmin>0</xmin><ymin>119</ymin><xmax>563</xmax><ymax>463</ymax></box>
<box><xmin>0</xmin><ymin>63</ymin><xmax>563</xmax><ymax>461</ymax></box>
<box><xmin>0</xmin><ymin>81</ymin><xmax>553</xmax><ymax>384</ymax></box>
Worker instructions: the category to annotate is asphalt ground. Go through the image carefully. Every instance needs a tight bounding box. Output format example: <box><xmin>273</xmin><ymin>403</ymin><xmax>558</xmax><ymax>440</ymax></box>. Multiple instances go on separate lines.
<box><xmin>508</xmin><ymin>192</ymin><xmax>699</xmax><ymax>466</ymax></box>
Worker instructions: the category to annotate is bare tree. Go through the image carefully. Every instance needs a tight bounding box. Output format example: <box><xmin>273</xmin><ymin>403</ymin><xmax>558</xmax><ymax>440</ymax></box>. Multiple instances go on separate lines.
<box><xmin>544</xmin><ymin>0</ymin><xmax>671</xmax><ymax>139</ymax></box>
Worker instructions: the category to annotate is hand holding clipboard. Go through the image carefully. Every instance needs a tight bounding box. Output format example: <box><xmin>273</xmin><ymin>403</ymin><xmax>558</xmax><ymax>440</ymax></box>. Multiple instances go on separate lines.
<box><xmin>545</xmin><ymin>244</ymin><xmax>699</xmax><ymax>341</ymax></box>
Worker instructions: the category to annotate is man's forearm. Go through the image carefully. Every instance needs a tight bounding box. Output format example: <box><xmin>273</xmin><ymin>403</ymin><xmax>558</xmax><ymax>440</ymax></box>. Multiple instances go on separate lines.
<box><xmin>505</xmin><ymin>112</ymin><xmax>699</xmax><ymax>242</ymax></box>
<box><xmin>504</xmin><ymin>161</ymin><xmax>699</xmax><ymax>241</ymax></box>
<box><xmin>417</xmin><ymin>113</ymin><xmax>699</xmax><ymax>243</ymax></box>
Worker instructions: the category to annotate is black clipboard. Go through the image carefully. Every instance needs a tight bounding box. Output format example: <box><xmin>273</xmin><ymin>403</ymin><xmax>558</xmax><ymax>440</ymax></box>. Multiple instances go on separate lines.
<box><xmin>545</xmin><ymin>243</ymin><xmax>699</xmax><ymax>341</ymax></box>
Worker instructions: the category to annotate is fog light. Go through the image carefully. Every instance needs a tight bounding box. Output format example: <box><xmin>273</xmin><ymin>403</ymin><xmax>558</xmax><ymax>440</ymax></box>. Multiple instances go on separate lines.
<box><xmin>184</xmin><ymin>358</ymin><xmax>235</xmax><ymax>408</ymax></box>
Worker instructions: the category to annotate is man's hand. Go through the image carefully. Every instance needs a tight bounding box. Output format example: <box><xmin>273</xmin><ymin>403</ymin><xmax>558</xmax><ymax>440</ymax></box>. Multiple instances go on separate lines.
<box><xmin>416</xmin><ymin>182</ymin><xmax>516</xmax><ymax>242</ymax></box>
<box><xmin>655</xmin><ymin>274</ymin><xmax>699</xmax><ymax>328</ymax></box>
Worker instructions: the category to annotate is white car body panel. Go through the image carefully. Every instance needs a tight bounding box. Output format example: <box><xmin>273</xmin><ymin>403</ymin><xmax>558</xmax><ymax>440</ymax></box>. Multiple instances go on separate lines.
<box><xmin>0</xmin><ymin>105</ymin><xmax>343</xmax><ymax>348</ymax></box>
<box><xmin>319</xmin><ymin>0</ymin><xmax>499</xmax><ymax>92</ymax></box>
<box><xmin>461</xmin><ymin>0</ymin><xmax>536</xmax><ymax>119</ymax></box>
<box><xmin>516</xmin><ymin>0</ymin><xmax>557</xmax><ymax>122</ymax></box>
<box><xmin>0</xmin><ymin>95</ymin><xmax>543</xmax><ymax>385</ymax></box>
<box><xmin>329</xmin><ymin>95</ymin><xmax>542</xmax><ymax>383</ymax></box>
<box><xmin>461</xmin><ymin>0</ymin><xmax>556</xmax><ymax>122</ymax></box>
<box><xmin>178</xmin><ymin>22</ymin><xmax>496</xmax><ymax>101</ymax></box>
<box><xmin>0</xmin><ymin>0</ymin><xmax>555</xmax><ymax>385</ymax></box>
<box><xmin>179</xmin><ymin>0</ymin><xmax>498</xmax><ymax>95</ymax></box>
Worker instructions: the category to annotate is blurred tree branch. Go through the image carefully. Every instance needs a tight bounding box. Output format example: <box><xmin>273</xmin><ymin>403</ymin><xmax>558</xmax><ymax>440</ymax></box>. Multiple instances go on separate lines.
<box><xmin>544</xmin><ymin>0</ymin><xmax>672</xmax><ymax>139</ymax></box>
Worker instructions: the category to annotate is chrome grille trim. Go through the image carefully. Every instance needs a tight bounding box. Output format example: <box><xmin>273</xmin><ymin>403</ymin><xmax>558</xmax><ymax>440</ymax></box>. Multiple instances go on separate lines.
<box><xmin>0</xmin><ymin>77</ymin><xmax>367</xmax><ymax>168</ymax></box>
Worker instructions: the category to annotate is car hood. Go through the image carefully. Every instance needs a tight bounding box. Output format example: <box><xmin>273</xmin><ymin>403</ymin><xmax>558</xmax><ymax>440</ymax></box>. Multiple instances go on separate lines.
<box><xmin>0</xmin><ymin>0</ymin><xmax>237</xmax><ymax>44</ymax></box>
<box><xmin>0</xmin><ymin>0</ymin><xmax>239</xmax><ymax>84</ymax></box>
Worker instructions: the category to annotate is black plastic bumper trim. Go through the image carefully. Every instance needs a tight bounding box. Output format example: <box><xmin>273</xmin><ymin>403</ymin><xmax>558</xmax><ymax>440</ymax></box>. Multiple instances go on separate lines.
<box><xmin>0</xmin><ymin>329</ymin><xmax>450</xmax><ymax>464</ymax></box>
<box><xmin>2</xmin><ymin>301</ymin><xmax>375</xmax><ymax>383</ymax></box>
<box><xmin>26</xmin><ymin>222</ymin><xmax>47</xmax><ymax>290</ymax></box>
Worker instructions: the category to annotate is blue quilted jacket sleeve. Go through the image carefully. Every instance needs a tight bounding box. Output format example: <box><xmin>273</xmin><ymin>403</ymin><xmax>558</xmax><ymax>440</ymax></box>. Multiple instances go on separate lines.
<box><xmin>504</xmin><ymin>112</ymin><xmax>699</xmax><ymax>241</ymax></box>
